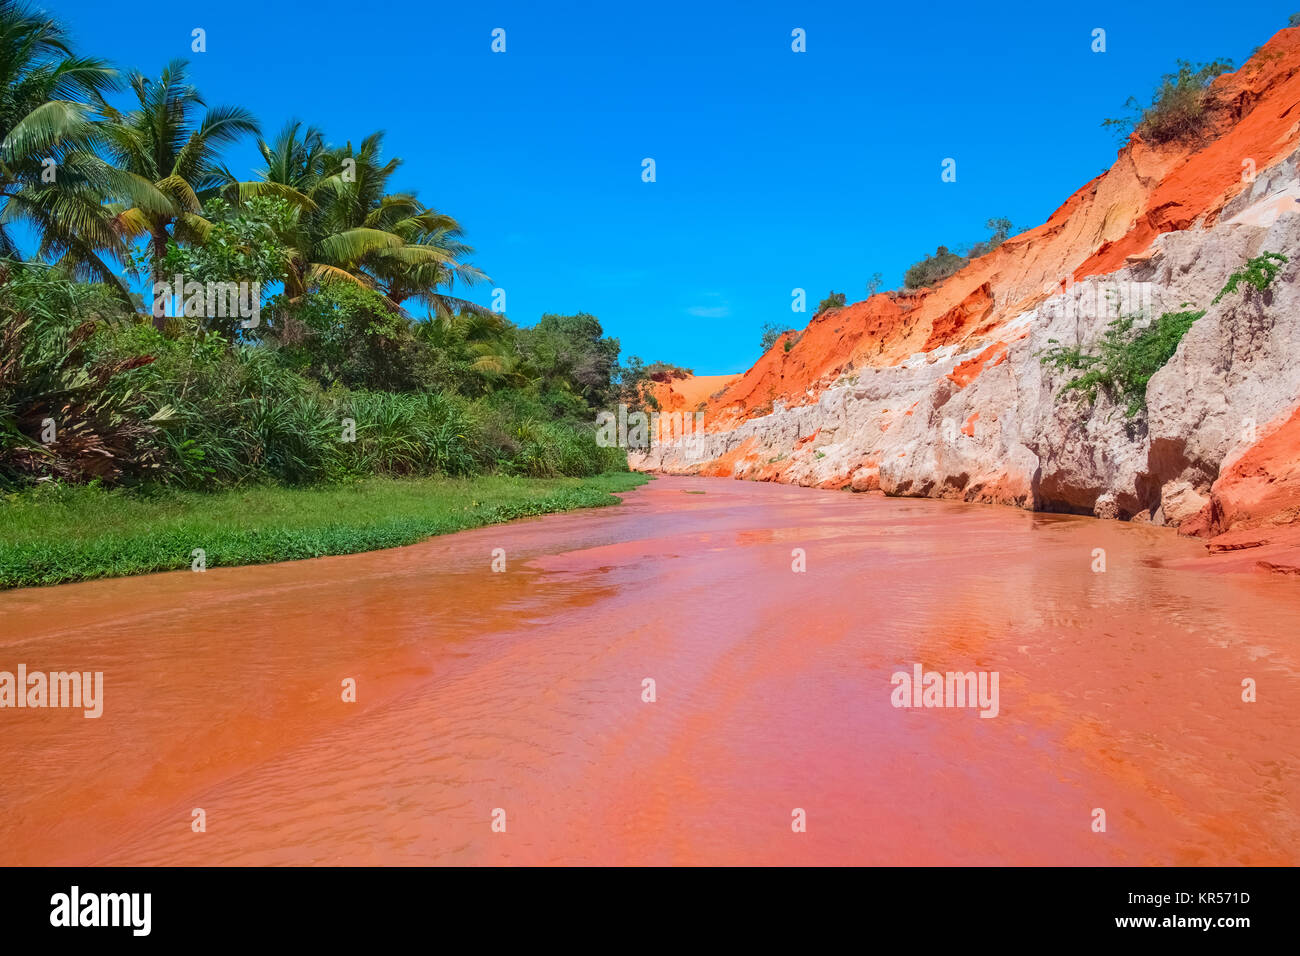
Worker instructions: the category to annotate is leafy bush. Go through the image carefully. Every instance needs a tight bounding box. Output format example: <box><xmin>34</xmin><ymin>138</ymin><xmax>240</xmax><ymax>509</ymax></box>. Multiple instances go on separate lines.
<box><xmin>1102</xmin><ymin>59</ymin><xmax>1234</xmax><ymax>144</ymax></box>
<box><xmin>0</xmin><ymin>264</ymin><xmax>171</xmax><ymax>487</ymax></box>
<box><xmin>904</xmin><ymin>246</ymin><xmax>968</xmax><ymax>289</ymax></box>
<box><xmin>262</xmin><ymin>284</ymin><xmax>438</xmax><ymax>393</ymax></box>
<box><xmin>514</xmin><ymin>312</ymin><xmax>621</xmax><ymax>409</ymax></box>
<box><xmin>1212</xmin><ymin>252</ymin><xmax>1288</xmax><ymax>303</ymax></box>
<box><xmin>815</xmin><ymin>291</ymin><xmax>847</xmax><ymax>315</ymax></box>
<box><xmin>1042</xmin><ymin>310</ymin><xmax>1205</xmax><ymax>418</ymax></box>
<box><xmin>758</xmin><ymin>322</ymin><xmax>792</xmax><ymax>352</ymax></box>
<box><xmin>152</xmin><ymin>197</ymin><xmax>292</xmax><ymax>340</ymax></box>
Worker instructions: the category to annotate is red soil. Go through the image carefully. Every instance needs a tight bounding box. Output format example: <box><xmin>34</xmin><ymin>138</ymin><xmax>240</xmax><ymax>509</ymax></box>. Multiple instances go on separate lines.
<box><xmin>1182</xmin><ymin>407</ymin><xmax>1300</xmax><ymax>573</ymax></box>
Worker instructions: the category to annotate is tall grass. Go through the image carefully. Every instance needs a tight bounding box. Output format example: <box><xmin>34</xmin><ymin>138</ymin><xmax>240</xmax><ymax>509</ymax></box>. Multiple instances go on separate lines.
<box><xmin>2</xmin><ymin>264</ymin><xmax>630</xmax><ymax>490</ymax></box>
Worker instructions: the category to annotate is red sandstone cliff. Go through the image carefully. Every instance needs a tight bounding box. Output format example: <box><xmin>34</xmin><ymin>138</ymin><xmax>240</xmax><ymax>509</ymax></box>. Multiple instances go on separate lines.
<box><xmin>635</xmin><ymin>26</ymin><xmax>1300</xmax><ymax>574</ymax></box>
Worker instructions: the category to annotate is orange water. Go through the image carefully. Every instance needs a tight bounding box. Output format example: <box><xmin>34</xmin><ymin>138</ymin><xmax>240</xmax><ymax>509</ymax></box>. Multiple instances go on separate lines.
<box><xmin>1</xmin><ymin>476</ymin><xmax>1297</xmax><ymax>865</ymax></box>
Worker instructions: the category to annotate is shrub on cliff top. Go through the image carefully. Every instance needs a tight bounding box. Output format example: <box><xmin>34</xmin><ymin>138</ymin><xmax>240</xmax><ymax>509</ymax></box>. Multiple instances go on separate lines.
<box><xmin>759</xmin><ymin>322</ymin><xmax>794</xmax><ymax>352</ymax></box>
<box><xmin>903</xmin><ymin>246</ymin><xmax>968</xmax><ymax>290</ymax></box>
<box><xmin>967</xmin><ymin>218</ymin><xmax>1014</xmax><ymax>258</ymax></box>
<box><xmin>902</xmin><ymin>219</ymin><xmax>1013</xmax><ymax>290</ymax></box>
<box><xmin>1102</xmin><ymin>59</ymin><xmax>1234</xmax><ymax>144</ymax></box>
<box><xmin>814</xmin><ymin>291</ymin><xmax>847</xmax><ymax>316</ymax></box>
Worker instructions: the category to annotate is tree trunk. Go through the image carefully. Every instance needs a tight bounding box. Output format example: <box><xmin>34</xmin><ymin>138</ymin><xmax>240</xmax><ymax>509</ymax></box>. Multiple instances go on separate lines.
<box><xmin>150</xmin><ymin>229</ymin><xmax>169</xmax><ymax>331</ymax></box>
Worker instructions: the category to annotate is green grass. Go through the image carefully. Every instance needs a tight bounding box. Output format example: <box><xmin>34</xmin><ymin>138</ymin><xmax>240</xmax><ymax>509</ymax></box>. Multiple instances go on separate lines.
<box><xmin>0</xmin><ymin>472</ymin><xmax>650</xmax><ymax>589</ymax></box>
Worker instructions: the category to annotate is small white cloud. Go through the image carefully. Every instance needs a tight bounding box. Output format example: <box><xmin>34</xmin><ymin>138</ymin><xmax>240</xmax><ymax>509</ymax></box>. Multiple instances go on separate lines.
<box><xmin>687</xmin><ymin>292</ymin><xmax>731</xmax><ymax>318</ymax></box>
<box><xmin>686</xmin><ymin>304</ymin><xmax>731</xmax><ymax>318</ymax></box>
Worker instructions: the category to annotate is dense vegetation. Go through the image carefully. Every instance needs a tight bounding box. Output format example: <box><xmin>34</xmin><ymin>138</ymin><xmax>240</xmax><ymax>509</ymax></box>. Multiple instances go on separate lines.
<box><xmin>0</xmin><ymin>1</ymin><xmax>638</xmax><ymax>494</ymax></box>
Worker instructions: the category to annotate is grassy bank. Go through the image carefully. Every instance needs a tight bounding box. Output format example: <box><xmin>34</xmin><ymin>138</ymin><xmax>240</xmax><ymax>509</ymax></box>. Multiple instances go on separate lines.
<box><xmin>0</xmin><ymin>472</ymin><xmax>649</xmax><ymax>589</ymax></box>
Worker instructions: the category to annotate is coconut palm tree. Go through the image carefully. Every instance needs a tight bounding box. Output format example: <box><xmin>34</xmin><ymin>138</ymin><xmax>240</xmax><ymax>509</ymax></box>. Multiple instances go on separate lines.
<box><xmin>97</xmin><ymin>59</ymin><xmax>259</xmax><ymax>323</ymax></box>
<box><xmin>374</xmin><ymin>219</ymin><xmax>489</xmax><ymax>318</ymax></box>
<box><xmin>0</xmin><ymin>0</ymin><xmax>163</xmax><ymax>292</ymax></box>
<box><xmin>242</xmin><ymin>124</ymin><xmax>486</xmax><ymax>312</ymax></box>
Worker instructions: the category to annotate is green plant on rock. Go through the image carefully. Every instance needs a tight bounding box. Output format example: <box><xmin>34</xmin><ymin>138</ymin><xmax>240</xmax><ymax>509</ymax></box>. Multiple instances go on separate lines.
<box><xmin>1212</xmin><ymin>252</ymin><xmax>1288</xmax><ymax>304</ymax></box>
<box><xmin>1041</xmin><ymin>309</ymin><xmax>1205</xmax><ymax>418</ymax></box>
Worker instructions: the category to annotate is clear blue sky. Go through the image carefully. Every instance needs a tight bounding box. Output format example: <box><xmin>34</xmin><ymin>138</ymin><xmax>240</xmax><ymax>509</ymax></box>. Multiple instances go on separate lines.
<box><xmin>46</xmin><ymin>0</ymin><xmax>1299</xmax><ymax>373</ymax></box>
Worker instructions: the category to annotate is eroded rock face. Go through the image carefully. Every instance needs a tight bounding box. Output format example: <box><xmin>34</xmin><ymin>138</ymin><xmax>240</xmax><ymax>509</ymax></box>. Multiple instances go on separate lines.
<box><xmin>631</xmin><ymin>33</ymin><xmax>1300</xmax><ymax>569</ymax></box>
<box><xmin>634</xmin><ymin>208</ymin><xmax>1300</xmax><ymax>531</ymax></box>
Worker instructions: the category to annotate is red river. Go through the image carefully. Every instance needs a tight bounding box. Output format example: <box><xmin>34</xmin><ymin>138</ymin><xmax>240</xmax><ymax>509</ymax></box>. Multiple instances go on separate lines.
<box><xmin>1</xmin><ymin>476</ymin><xmax>1297</xmax><ymax>865</ymax></box>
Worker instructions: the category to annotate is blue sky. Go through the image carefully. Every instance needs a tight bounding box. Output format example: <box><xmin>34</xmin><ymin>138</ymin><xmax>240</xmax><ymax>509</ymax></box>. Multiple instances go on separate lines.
<box><xmin>46</xmin><ymin>0</ymin><xmax>1299</xmax><ymax>373</ymax></box>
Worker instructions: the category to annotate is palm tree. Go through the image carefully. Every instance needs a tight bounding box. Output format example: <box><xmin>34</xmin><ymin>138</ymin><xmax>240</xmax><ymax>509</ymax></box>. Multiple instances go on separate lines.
<box><xmin>97</xmin><ymin>59</ymin><xmax>259</xmax><ymax>324</ymax></box>
<box><xmin>243</xmin><ymin>124</ymin><xmax>486</xmax><ymax>313</ymax></box>
<box><xmin>0</xmin><ymin>0</ymin><xmax>162</xmax><ymax>292</ymax></box>
<box><xmin>375</xmin><ymin>218</ymin><xmax>489</xmax><ymax>318</ymax></box>
<box><xmin>417</xmin><ymin>308</ymin><xmax>529</xmax><ymax>390</ymax></box>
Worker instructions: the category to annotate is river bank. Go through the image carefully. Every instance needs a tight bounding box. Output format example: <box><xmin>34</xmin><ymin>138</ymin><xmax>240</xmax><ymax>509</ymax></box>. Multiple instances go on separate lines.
<box><xmin>0</xmin><ymin>472</ymin><xmax>649</xmax><ymax>589</ymax></box>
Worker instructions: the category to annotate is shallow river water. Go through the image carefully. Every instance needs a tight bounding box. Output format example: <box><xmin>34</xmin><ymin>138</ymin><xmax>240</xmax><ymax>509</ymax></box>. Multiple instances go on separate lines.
<box><xmin>1</xmin><ymin>476</ymin><xmax>1297</xmax><ymax>864</ymax></box>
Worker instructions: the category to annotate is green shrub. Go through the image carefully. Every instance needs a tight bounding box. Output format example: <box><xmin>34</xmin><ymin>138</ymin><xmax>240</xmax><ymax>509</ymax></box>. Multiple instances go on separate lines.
<box><xmin>262</xmin><ymin>284</ymin><xmax>436</xmax><ymax>393</ymax></box>
<box><xmin>336</xmin><ymin>391</ymin><xmax>478</xmax><ymax>478</ymax></box>
<box><xmin>1042</xmin><ymin>309</ymin><xmax>1205</xmax><ymax>418</ymax></box>
<box><xmin>504</xmin><ymin>419</ymin><xmax>624</xmax><ymax>477</ymax></box>
<box><xmin>759</xmin><ymin>322</ymin><xmax>793</xmax><ymax>352</ymax></box>
<box><xmin>0</xmin><ymin>264</ymin><xmax>169</xmax><ymax>487</ymax></box>
<box><xmin>1212</xmin><ymin>252</ymin><xmax>1288</xmax><ymax>304</ymax></box>
<box><xmin>1102</xmin><ymin>59</ymin><xmax>1234</xmax><ymax>144</ymax></box>
<box><xmin>814</xmin><ymin>291</ymin><xmax>847</xmax><ymax>315</ymax></box>
<box><xmin>904</xmin><ymin>246</ymin><xmax>968</xmax><ymax>289</ymax></box>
